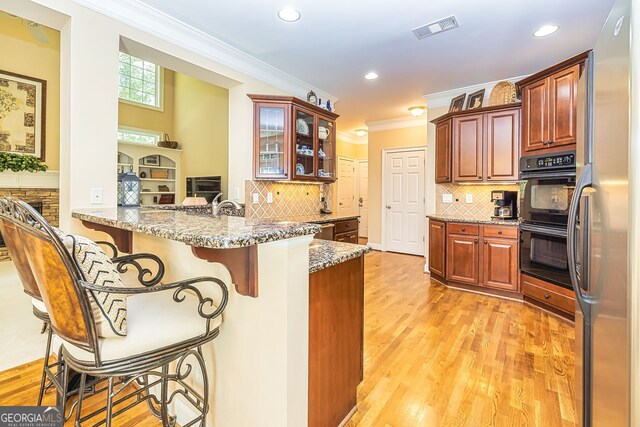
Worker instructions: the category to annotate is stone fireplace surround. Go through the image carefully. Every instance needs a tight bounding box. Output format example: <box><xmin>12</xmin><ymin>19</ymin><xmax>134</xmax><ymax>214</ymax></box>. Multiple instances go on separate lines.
<box><xmin>0</xmin><ymin>172</ymin><xmax>60</xmax><ymax>261</ymax></box>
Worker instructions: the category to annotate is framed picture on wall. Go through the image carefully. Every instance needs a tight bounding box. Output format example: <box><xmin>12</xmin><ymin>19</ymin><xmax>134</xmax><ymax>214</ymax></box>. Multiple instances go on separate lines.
<box><xmin>143</xmin><ymin>155</ymin><xmax>160</xmax><ymax>166</ymax></box>
<box><xmin>0</xmin><ymin>70</ymin><xmax>47</xmax><ymax>160</ymax></box>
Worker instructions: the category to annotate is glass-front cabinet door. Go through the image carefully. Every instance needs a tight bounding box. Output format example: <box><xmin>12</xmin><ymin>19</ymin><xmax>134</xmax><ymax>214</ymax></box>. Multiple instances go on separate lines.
<box><xmin>317</xmin><ymin>118</ymin><xmax>335</xmax><ymax>180</ymax></box>
<box><xmin>293</xmin><ymin>107</ymin><xmax>316</xmax><ymax>179</ymax></box>
<box><xmin>255</xmin><ymin>103</ymin><xmax>289</xmax><ymax>179</ymax></box>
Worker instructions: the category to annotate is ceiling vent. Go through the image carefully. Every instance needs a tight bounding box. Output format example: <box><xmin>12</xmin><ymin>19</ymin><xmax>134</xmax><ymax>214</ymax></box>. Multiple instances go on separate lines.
<box><xmin>412</xmin><ymin>15</ymin><xmax>459</xmax><ymax>40</ymax></box>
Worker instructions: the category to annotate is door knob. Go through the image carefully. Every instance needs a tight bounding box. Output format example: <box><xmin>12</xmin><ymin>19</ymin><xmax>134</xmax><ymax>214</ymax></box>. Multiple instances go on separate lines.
<box><xmin>386</xmin><ymin>205</ymin><xmax>391</xmax><ymax>209</ymax></box>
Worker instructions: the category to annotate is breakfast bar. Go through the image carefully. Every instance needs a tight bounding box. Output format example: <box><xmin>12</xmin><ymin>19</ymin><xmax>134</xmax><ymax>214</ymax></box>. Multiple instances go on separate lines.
<box><xmin>71</xmin><ymin>207</ymin><xmax>369</xmax><ymax>427</ymax></box>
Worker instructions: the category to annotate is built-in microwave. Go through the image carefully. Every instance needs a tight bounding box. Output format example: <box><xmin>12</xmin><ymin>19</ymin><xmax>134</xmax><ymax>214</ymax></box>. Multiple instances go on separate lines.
<box><xmin>186</xmin><ymin>176</ymin><xmax>222</xmax><ymax>203</ymax></box>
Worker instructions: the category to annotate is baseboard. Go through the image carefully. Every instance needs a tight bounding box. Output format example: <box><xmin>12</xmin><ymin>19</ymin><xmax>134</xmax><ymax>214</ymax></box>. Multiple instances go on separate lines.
<box><xmin>338</xmin><ymin>405</ymin><xmax>358</xmax><ymax>427</ymax></box>
<box><xmin>367</xmin><ymin>242</ymin><xmax>383</xmax><ymax>251</ymax></box>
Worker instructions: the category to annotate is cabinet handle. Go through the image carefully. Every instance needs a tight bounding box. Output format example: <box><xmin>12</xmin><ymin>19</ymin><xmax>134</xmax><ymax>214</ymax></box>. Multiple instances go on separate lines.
<box><xmin>544</xmin><ymin>294</ymin><xmax>551</xmax><ymax>299</ymax></box>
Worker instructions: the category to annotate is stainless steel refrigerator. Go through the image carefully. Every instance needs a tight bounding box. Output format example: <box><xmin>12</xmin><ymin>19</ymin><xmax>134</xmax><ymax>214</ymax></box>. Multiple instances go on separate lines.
<box><xmin>570</xmin><ymin>0</ymin><xmax>631</xmax><ymax>425</ymax></box>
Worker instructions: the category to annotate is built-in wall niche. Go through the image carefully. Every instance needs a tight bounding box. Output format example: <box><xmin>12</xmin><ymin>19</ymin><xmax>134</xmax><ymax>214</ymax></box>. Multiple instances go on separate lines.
<box><xmin>139</xmin><ymin>155</ymin><xmax>176</xmax><ymax>205</ymax></box>
<box><xmin>117</xmin><ymin>142</ymin><xmax>181</xmax><ymax>206</ymax></box>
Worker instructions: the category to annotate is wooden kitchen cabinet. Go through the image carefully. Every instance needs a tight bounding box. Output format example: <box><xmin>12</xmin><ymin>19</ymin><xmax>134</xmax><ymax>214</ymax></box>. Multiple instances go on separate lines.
<box><xmin>435</xmin><ymin>120</ymin><xmax>452</xmax><ymax>183</ymax></box>
<box><xmin>446</xmin><ymin>233</ymin><xmax>479</xmax><ymax>285</ymax></box>
<box><xmin>517</xmin><ymin>51</ymin><xmax>588</xmax><ymax>155</ymax></box>
<box><xmin>453</xmin><ymin>114</ymin><xmax>484</xmax><ymax>182</ymax></box>
<box><xmin>249</xmin><ymin>94</ymin><xmax>339</xmax><ymax>182</ymax></box>
<box><xmin>482</xmin><ymin>237</ymin><xmax>519</xmax><ymax>291</ymax></box>
<box><xmin>432</xmin><ymin>104</ymin><xmax>520</xmax><ymax>184</ymax></box>
<box><xmin>431</xmin><ymin>220</ymin><xmax>520</xmax><ymax>297</ymax></box>
<box><xmin>428</xmin><ymin>220</ymin><xmax>446</xmax><ymax>278</ymax></box>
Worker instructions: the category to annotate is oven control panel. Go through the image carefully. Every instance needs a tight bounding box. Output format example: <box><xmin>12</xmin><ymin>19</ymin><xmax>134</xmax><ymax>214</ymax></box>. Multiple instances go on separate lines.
<box><xmin>521</xmin><ymin>151</ymin><xmax>576</xmax><ymax>172</ymax></box>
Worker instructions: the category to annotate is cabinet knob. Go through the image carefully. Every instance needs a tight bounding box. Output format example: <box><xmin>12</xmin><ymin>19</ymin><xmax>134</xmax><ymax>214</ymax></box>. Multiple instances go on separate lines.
<box><xmin>478</xmin><ymin>176</ymin><xmax>482</xmax><ymax>179</ymax></box>
<box><xmin>544</xmin><ymin>294</ymin><xmax>551</xmax><ymax>299</ymax></box>
<box><xmin>487</xmin><ymin>176</ymin><xmax>492</xmax><ymax>179</ymax></box>
<box><xmin>484</xmin><ymin>240</ymin><xmax>488</xmax><ymax>244</ymax></box>
<box><xmin>461</xmin><ymin>227</ymin><xmax>465</xmax><ymax>231</ymax></box>
<box><xmin>498</xmin><ymin>230</ymin><xmax>502</xmax><ymax>235</ymax></box>
<box><xmin>474</xmin><ymin>239</ymin><xmax>478</xmax><ymax>244</ymax></box>
<box><xmin>386</xmin><ymin>205</ymin><xmax>391</xmax><ymax>209</ymax></box>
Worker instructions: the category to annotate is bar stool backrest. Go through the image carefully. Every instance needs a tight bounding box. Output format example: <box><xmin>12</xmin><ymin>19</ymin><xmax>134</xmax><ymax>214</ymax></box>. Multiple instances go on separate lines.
<box><xmin>1</xmin><ymin>198</ymin><xmax>100</xmax><ymax>357</ymax></box>
<box><xmin>0</xmin><ymin>200</ymin><xmax>41</xmax><ymax>300</ymax></box>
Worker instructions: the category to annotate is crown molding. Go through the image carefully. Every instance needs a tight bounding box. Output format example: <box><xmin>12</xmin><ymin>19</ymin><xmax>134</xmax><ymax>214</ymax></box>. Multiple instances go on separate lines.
<box><xmin>366</xmin><ymin>116</ymin><xmax>427</xmax><ymax>132</ymax></box>
<box><xmin>71</xmin><ymin>0</ymin><xmax>338</xmax><ymax>103</ymax></box>
<box><xmin>336</xmin><ymin>130</ymin><xmax>368</xmax><ymax>145</ymax></box>
<box><xmin>424</xmin><ymin>74</ymin><xmax>529</xmax><ymax>109</ymax></box>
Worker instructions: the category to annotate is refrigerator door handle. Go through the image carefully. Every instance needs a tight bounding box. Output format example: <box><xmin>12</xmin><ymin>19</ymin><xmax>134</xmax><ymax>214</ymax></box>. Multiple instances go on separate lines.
<box><xmin>567</xmin><ymin>162</ymin><xmax>593</xmax><ymax>316</ymax></box>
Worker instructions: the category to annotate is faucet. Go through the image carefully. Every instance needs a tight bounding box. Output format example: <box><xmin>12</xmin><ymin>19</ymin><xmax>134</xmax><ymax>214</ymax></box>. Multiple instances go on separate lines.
<box><xmin>211</xmin><ymin>193</ymin><xmax>241</xmax><ymax>217</ymax></box>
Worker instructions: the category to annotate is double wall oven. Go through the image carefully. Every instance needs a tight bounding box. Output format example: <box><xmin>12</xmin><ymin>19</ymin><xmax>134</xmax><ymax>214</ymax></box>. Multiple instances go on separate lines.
<box><xmin>519</xmin><ymin>151</ymin><xmax>576</xmax><ymax>290</ymax></box>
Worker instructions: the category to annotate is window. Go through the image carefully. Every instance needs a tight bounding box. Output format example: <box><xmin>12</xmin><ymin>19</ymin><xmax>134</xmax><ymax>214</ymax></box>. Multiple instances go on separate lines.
<box><xmin>118</xmin><ymin>52</ymin><xmax>161</xmax><ymax>108</ymax></box>
<box><xmin>118</xmin><ymin>127</ymin><xmax>162</xmax><ymax>145</ymax></box>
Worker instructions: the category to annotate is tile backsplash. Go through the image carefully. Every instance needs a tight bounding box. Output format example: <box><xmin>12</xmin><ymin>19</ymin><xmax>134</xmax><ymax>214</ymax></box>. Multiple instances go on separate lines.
<box><xmin>436</xmin><ymin>183</ymin><xmax>521</xmax><ymax>217</ymax></box>
<box><xmin>244</xmin><ymin>181</ymin><xmax>333</xmax><ymax>218</ymax></box>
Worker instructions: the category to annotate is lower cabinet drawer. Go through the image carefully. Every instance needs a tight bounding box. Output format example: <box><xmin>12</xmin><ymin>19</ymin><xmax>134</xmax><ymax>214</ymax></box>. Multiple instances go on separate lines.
<box><xmin>334</xmin><ymin>219</ymin><xmax>358</xmax><ymax>234</ymax></box>
<box><xmin>335</xmin><ymin>230</ymin><xmax>358</xmax><ymax>244</ymax></box>
<box><xmin>521</xmin><ymin>275</ymin><xmax>575</xmax><ymax>314</ymax></box>
<box><xmin>447</xmin><ymin>223</ymin><xmax>479</xmax><ymax>236</ymax></box>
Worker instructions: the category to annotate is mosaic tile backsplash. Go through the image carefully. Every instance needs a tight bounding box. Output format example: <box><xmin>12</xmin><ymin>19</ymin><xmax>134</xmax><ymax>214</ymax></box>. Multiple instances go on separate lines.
<box><xmin>435</xmin><ymin>183</ymin><xmax>521</xmax><ymax>218</ymax></box>
<box><xmin>244</xmin><ymin>181</ymin><xmax>333</xmax><ymax>218</ymax></box>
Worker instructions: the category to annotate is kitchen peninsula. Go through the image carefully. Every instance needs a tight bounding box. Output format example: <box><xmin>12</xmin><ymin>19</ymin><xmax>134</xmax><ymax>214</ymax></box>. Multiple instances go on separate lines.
<box><xmin>71</xmin><ymin>207</ymin><xmax>369</xmax><ymax>427</ymax></box>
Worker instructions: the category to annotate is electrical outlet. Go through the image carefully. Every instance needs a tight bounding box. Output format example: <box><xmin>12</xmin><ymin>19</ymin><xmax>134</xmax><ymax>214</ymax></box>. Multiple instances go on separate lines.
<box><xmin>442</xmin><ymin>194</ymin><xmax>453</xmax><ymax>203</ymax></box>
<box><xmin>90</xmin><ymin>188</ymin><xmax>103</xmax><ymax>204</ymax></box>
<box><xmin>267</xmin><ymin>192</ymin><xmax>273</xmax><ymax>204</ymax></box>
<box><xmin>234</xmin><ymin>187</ymin><xmax>240</xmax><ymax>200</ymax></box>
<box><xmin>252</xmin><ymin>193</ymin><xmax>259</xmax><ymax>204</ymax></box>
<box><xmin>465</xmin><ymin>194</ymin><xmax>473</xmax><ymax>204</ymax></box>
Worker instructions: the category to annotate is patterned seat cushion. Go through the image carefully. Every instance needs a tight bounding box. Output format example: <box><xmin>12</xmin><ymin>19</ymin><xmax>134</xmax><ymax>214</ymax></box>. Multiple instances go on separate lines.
<box><xmin>57</xmin><ymin>232</ymin><xmax>127</xmax><ymax>337</ymax></box>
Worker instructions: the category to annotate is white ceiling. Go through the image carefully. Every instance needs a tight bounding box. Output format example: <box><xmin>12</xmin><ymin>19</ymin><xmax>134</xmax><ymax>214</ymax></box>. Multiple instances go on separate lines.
<box><xmin>137</xmin><ymin>0</ymin><xmax>613</xmax><ymax>133</ymax></box>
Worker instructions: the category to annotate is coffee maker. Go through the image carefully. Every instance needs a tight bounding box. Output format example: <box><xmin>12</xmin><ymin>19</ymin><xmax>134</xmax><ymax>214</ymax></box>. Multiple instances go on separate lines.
<box><xmin>491</xmin><ymin>190</ymin><xmax>518</xmax><ymax>220</ymax></box>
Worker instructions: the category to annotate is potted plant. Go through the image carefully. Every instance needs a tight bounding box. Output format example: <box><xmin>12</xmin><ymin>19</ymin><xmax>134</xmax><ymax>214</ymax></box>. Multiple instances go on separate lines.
<box><xmin>0</xmin><ymin>152</ymin><xmax>48</xmax><ymax>173</ymax></box>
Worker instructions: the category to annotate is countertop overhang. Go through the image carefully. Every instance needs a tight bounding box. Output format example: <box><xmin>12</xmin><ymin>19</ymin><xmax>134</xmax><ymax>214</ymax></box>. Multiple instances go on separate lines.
<box><xmin>309</xmin><ymin>239</ymin><xmax>371</xmax><ymax>273</ymax></box>
<box><xmin>72</xmin><ymin>207</ymin><xmax>321</xmax><ymax>249</ymax></box>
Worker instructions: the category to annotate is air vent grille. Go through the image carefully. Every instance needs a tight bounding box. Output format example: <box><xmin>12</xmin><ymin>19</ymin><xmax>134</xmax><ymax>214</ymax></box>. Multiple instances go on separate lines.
<box><xmin>412</xmin><ymin>15</ymin><xmax>459</xmax><ymax>39</ymax></box>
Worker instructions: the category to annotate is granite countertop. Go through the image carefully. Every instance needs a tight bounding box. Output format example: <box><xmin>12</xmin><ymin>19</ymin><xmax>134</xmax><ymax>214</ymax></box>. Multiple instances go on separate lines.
<box><xmin>427</xmin><ymin>214</ymin><xmax>520</xmax><ymax>226</ymax></box>
<box><xmin>308</xmin><ymin>239</ymin><xmax>371</xmax><ymax>273</ymax></box>
<box><xmin>272</xmin><ymin>213</ymin><xmax>360</xmax><ymax>224</ymax></box>
<box><xmin>72</xmin><ymin>207</ymin><xmax>320</xmax><ymax>249</ymax></box>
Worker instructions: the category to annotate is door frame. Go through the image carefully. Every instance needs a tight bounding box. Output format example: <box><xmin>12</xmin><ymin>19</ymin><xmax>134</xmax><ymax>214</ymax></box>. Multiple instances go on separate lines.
<box><xmin>336</xmin><ymin>156</ymin><xmax>357</xmax><ymax>216</ymax></box>
<box><xmin>357</xmin><ymin>159</ymin><xmax>369</xmax><ymax>238</ymax></box>
<box><xmin>380</xmin><ymin>146</ymin><xmax>427</xmax><ymax>252</ymax></box>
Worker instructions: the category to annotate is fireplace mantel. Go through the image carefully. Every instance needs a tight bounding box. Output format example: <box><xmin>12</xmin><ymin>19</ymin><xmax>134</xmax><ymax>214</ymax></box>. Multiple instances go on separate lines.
<box><xmin>0</xmin><ymin>171</ymin><xmax>59</xmax><ymax>189</ymax></box>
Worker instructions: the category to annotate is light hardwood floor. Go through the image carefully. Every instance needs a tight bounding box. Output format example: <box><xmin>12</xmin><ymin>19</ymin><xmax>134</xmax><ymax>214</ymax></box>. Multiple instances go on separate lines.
<box><xmin>345</xmin><ymin>250</ymin><xmax>576</xmax><ymax>427</ymax></box>
<box><xmin>0</xmin><ymin>250</ymin><xmax>575</xmax><ymax>427</ymax></box>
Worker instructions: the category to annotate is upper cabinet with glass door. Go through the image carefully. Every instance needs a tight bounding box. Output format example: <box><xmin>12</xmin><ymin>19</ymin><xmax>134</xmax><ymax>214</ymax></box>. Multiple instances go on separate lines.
<box><xmin>249</xmin><ymin>94</ymin><xmax>339</xmax><ymax>182</ymax></box>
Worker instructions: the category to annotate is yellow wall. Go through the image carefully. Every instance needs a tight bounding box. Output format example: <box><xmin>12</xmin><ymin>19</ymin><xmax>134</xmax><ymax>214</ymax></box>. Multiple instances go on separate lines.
<box><xmin>0</xmin><ymin>13</ymin><xmax>60</xmax><ymax>170</ymax></box>
<box><xmin>118</xmin><ymin>69</ymin><xmax>175</xmax><ymax>136</ymax></box>
<box><xmin>367</xmin><ymin>125</ymin><xmax>427</xmax><ymax>245</ymax></box>
<box><xmin>336</xmin><ymin>140</ymin><xmax>368</xmax><ymax>160</ymax></box>
<box><xmin>173</xmin><ymin>73</ymin><xmax>229</xmax><ymax>198</ymax></box>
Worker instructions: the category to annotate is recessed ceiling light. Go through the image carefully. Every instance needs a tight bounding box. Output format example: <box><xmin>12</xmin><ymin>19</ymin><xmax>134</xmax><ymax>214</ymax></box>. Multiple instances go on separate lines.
<box><xmin>408</xmin><ymin>106</ymin><xmax>426</xmax><ymax>117</ymax></box>
<box><xmin>355</xmin><ymin>129</ymin><xmax>368</xmax><ymax>137</ymax></box>
<box><xmin>364</xmin><ymin>72</ymin><xmax>379</xmax><ymax>80</ymax></box>
<box><xmin>533</xmin><ymin>24</ymin><xmax>559</xmax><ymax>37</ymax></box>
<box><xmin>278</xmin><ymin>7</ymin><xmax>301</xmax><ymax>22</ymax></box>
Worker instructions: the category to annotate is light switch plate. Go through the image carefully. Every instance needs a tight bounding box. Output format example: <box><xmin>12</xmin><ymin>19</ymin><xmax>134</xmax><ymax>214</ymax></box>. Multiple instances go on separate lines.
<box><xmin>252</xmin><ymin>193</ymin><xmax>259</xmax><ymax>204</ymax></box>
<box><xmin>465</xmin><ymin>194</ymin><xmax>473</xmax><ymax>203</ymax></box>
<box><xmin>442</xmin><ymin>194</ymin><xmax>453</xmax><ymax>203</ymax></box>
<box><xmin>90</xmin><ymin>188</ymin><xmax>103</xmax><ymax>204</ymax></box>
<box><xmin>267</xmin><ymin>192</ymin><xmax>273</xmax><ymax>204</ymax></box>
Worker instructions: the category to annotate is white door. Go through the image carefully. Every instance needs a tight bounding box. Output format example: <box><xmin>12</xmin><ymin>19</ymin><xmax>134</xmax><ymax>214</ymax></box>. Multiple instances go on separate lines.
<box><xmin>337</xmin><ymin>158</ymin><xmax>356</xmax><ymax>215</ymax></box>
<box><xmin>384</xmin><ymin>149</ymin><xmax>425</xmax><ymax>255</ymax></box>
<box><xmin>357</xmin><ymin>160</ymin><xmax>369</xmax><ymax>237</ymax></box>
